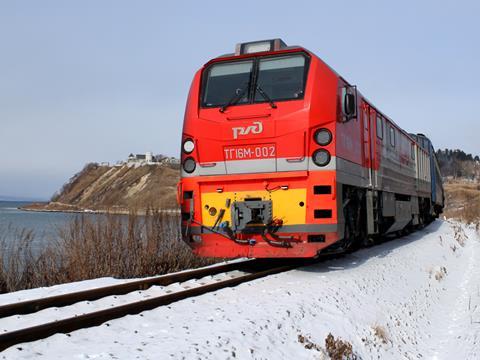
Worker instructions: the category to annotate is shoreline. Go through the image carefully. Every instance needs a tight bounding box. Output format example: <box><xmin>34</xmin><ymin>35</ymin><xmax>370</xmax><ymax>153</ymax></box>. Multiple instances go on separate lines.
<box><xmin>19</xmin><ymin>204</ymin><xmax>180</xmax><ymax>216</ymax></box>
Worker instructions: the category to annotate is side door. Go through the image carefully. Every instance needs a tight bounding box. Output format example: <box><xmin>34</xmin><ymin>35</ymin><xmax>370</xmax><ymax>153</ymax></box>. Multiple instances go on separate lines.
<box><xmin>373</xmin><ymin>114</ymin><xmax>384</xmax><ymax>189</ymax></box>
<box><xmin>362</xmin><ymin>102</ymin><xmax>374</xmax><ymax>188</ymax></box>
<box><xmin>370</xmin><ymin>109</ymin><xmax>381</xmax><ymax>189</ymax></box>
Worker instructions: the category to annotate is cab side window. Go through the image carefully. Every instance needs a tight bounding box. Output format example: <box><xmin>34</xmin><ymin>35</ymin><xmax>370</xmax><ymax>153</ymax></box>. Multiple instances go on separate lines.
<box><xmin>390</xmin><ymin>126</ymin><xmax>395</xmax><ymax>147</ymax></box>
<box><xmin>376</xmin><ymin>116</ymin><xmax>383</xmax><ymax>140</ymax></box>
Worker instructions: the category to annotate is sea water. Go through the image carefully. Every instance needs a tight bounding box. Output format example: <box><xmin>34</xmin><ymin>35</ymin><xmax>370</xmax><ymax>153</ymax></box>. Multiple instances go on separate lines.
<box><xmin>0</xmin><ymin>201</ymin><xmax>75</xmax><ymax>254</ymax></box>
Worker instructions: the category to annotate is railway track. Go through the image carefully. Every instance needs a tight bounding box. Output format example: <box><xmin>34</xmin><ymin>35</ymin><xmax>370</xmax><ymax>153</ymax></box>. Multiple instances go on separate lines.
<box><xmin>0</xmin><ymin>258</ymin><xmax>303</xmax><ymax>351</ymax></box>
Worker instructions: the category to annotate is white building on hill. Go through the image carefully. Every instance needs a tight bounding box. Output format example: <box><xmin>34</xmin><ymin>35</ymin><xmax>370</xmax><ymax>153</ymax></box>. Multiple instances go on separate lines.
<box><xmin>126</xmin><ymin>152</ymin><xmax>179</xmax><ymax>165</ymax></box>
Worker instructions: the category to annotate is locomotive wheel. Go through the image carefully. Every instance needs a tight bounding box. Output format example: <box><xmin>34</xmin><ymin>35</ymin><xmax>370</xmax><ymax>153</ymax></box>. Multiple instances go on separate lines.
<box><xmin>361</xmin><ymin>236</ymin><xmax>375</xmax><ymax>247</ymax></box>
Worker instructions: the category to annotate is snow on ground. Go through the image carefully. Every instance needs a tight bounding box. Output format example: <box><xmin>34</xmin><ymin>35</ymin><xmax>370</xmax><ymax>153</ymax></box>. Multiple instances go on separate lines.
<box><xmin>1</xmin><ymin>219</ymin><xmax>480</xmax><ymax>359</ymax></box>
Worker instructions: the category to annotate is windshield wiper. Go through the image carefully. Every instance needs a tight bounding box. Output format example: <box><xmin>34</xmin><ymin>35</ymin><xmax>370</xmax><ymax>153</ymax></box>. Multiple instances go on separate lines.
<box><xmin>219</xmin><ymin>85</ymin><xmax>249</xmax><ymax>113</ymax></box>
<box><xmin>256</xmin><ymin>85</ymin><xmax>277</xmax><ymax>109</ymax></box>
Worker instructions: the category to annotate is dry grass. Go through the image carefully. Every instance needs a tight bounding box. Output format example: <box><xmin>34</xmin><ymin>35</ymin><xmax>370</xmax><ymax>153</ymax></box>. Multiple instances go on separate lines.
<box><xmin>453</xmin><ymin>224</ymin><xmax>467</xmax><ymax>246</ymax></box>
<box><xmin>372</xmin><ymin>325</ymin><xmax>389</xmax><ymax>344</ymax></box>
<box><xmin>443</xmin><ymin>180</ymin><xmax>480</xmax><ymax>223</ymax></box>
<box><xmin>297</xmin><ymin>334</ymin><xmax>322</xmax><ymax>352</ymax></box>
<box><xmin>325</xmin><ymin>333</ymin><xmax>356</xmax><ymax>360</ymax></box>
<box><xmin>427</xmin><ymin>266</ymin><xmax>448</xmax><ymax>281</ymax></box>
<box><xmin>0</xmin><ymin>211</ymin><xmax>214</xmax><ymax>293</ymax></box>
<box><xmin>434</xmin><ymin>267</ymin><xmax>447</xmax><ymax>281</ymax></box>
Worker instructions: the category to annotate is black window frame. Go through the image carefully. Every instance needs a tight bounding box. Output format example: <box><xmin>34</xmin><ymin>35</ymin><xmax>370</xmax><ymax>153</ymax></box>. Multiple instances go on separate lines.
<box><xmin>389</xmin><ymin>126</ymin><xmax>396</xmax><ymax>147</ymax></box>
<box><xmin>200</xmin><ymin>52</ymin><xmax>311</xmax><ymax>109</ymax></box>
<box><xmin>200</xmin><ymin>59</ymin><xmax>255</xmax><ymax>108</ymax></box>
<box><xmin>376</xmin><ymin>115</ymin><xmax>383</xmax><ymax>140</ymax></box>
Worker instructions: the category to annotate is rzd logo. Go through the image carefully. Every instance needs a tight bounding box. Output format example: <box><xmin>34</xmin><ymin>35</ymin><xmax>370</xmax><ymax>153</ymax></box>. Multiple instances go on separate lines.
<box><xmin>232</xmin><ymin>121</ymin><xmax>263</xmax><ymax>139</ymax></box>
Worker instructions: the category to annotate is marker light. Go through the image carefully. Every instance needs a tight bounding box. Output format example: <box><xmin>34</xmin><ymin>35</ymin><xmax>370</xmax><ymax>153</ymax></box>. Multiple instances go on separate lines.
<box><xmin>183</xmin><ymin>157</ymin><xmax>196</xmax><ymax>173</ymax></box>
<box><xmin>312</xmin><ymin>149</ymin><xmax>331</xmax><ymax>167</ymax></box>
<box><xmin>183</xmin><ymin>139</ymin><xmax>195</xmax><ymax>154</ymax></box>
<box><xmin>314</xmin><ymin>128</ymin><xmax>332</xmax><ymax>146</ymax></box>
<box><xmin>236</xmin><ymin>39</ymin><xmax>287</xmax><ymax>55</ymax></box>
<box><xmin>243</xmin><ymin>42</ymin><xmax>272</xmax><ymax>54</ymax></box>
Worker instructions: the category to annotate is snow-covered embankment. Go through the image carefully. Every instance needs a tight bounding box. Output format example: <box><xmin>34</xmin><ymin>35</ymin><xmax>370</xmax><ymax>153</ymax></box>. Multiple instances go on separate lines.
<box><xmin>1</xmin><ymin>220</ymin><xmax>479</xmax><ymax>359</ymax></box>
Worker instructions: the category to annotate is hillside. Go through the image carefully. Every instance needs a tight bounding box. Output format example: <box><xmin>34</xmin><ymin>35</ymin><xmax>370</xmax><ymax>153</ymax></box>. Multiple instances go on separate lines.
<box><xmin>24</xmin><ymin>163</ymin><xmax>180</xmax><ymax>213</ymax></box>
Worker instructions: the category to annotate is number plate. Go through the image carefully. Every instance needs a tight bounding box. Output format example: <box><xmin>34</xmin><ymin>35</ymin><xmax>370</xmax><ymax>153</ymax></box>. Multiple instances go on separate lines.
<box><xmin>224</xmin><ymin>144</ymin><xmax>276</xmax><ymax>161</ymax></box>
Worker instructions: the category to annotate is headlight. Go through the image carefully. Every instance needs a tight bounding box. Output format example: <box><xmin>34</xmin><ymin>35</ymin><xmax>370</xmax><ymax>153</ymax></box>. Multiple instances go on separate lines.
<box><xmin>312</xmin><ymin>149</ymin><xmax>331</xmax><ymax>167</ymax></box>
<box><xmin>183</xmin><ymin>157</ymin><xmax>196</xmax><ymax>173</ymax></box>
<box><xmin>314</xmin><ymin>128</ymin><xmax>332</xmax><ymax>146</ymax></box>
<box><xmin>183</xmin><ymin>139</ymin><xmax>195</xmax><ymax>154</ymax></box>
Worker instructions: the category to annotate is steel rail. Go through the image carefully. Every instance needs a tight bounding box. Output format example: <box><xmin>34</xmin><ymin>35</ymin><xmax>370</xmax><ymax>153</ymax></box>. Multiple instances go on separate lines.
<box><xmin>0</xmin><ymin>262</ymin><xmax>296</xmax><ymax>352</ymax></box>
<box><xmin>0</xmin><ymin>259</ymin><xmax>263</xmax><ymax>318</ymax></box>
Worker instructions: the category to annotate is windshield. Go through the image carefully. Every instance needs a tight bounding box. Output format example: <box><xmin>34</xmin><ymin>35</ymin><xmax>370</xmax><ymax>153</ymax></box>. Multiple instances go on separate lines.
<box><xmin>201</xmin><ymin>60</ymin><xmax>253</xmax><ymax>107</ymax></box>
<box><xmin>254</xmin><ymin>55</ymin><xmax>307</xmax><ymax>102</ymax></box>
<box><xmin>201</xmin><ymin>53</ymin><xmax>309</xmax><ymax>108</ymax></box>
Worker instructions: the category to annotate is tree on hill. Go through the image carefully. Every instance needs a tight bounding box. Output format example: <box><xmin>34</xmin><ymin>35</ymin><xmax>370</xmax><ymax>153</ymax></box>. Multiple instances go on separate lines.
<box><xmin>436</xmin><ymin>149</ymin><xmax>479</xmax><ymax>180</ymax></box>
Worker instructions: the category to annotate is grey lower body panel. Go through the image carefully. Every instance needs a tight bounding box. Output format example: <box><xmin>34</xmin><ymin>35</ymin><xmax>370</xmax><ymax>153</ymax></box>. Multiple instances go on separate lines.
<box><xmin>335</xmin><ymin>157</ymin><xmax>432</xmax><ymax>199</ymax></box>
<box><xmin>336</xmin><ymin>158</ymin><xmax>369</xmax><ymax>188</ymax></box>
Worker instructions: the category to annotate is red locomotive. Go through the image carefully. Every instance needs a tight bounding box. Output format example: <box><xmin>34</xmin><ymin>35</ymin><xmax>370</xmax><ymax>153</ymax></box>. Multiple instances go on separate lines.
<box><xmin>177</xmin><ymin>39</ymin><xmax>444</xmax><ymax>258</ymax></box>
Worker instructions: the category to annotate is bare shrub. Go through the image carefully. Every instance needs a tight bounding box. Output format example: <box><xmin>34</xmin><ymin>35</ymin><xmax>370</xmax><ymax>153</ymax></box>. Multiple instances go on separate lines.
<box><xmin>372</xmin><ymin>324</ymin><xmax>389</xmax><ymax>344</ymax></box>
<box><xmin>453</xmin><ymin>225</ymin><xmax>467</xmax><ymax>246</ymax></box>
<box><xmin>325</xmin><ymin>333</ymin><xmax>356</xmax><ymax>360</ymax></box>
<box><xmin>0</xmin><ymin>226</ymin><xmax>37</xmax><ymax>292</ymax></box>
<box><xmin>434</xmin><ymin>266</ymin><xmax>448</xmax><ymax>281</ymax></box>
<box><xmin>297</xmin><ymin>334</ymin><xmax>322</xmax><ymax>352</ymax></box>
<box><xmin>427</xmin><ymin>265</ymin><xmax>448</xmax><ymax>282</ymax></box>
<box><xmin>0</xmin><ymin>211</ymin><xmax>215</xmax><ymax>293</ymax></box>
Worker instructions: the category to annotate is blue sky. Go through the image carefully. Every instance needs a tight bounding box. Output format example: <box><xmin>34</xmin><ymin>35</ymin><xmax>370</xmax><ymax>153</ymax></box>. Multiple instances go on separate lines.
<box><xmin>0</xmin><ymin>0</ymin><xmax>479</xmax><ymax>200</ymax></box>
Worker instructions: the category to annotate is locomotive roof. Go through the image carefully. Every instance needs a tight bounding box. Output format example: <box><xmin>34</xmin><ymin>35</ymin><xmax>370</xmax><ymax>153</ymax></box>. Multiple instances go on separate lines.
<box><xmin>215</xmin><ymin>45</ymin><xmax>305</xmax><ymax>60</ymax></box>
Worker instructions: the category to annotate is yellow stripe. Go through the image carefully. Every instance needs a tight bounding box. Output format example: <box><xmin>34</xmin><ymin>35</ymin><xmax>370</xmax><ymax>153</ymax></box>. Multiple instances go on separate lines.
<box><xmin>201</xmin><ymin>189</ymin><xmax>306</xmax><ymax>227</ymax></box>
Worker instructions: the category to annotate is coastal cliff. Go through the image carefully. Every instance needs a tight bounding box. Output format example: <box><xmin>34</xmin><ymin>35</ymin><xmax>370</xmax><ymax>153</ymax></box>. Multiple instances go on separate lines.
<box><xmin>24</xmin><ymin>162</ymin><xmax>180</xmax><ymax>213</ymax></box>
